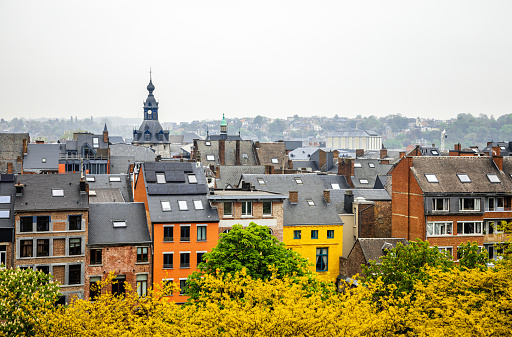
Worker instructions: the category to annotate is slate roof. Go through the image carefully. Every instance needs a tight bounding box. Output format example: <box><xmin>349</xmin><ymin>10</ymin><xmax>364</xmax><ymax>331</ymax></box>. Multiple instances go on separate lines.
<box><xmin>168</xmin><ymin>135</ymin><xmax>184</xmax><ymax>144</ymax></box>
<box><xmin>288</xmin><ymin>148</ymin><xmax>319</xmax><ymax>160</ymax></box>
<box><xmin>357</xmin><ymin>238</ymin><xmax>408</xmax><ymax>264</ymax></box>
<box><xmin>292</xmin><ymin>160</ymin><xmax>318</xmax><ymax>172</ymax></box>
<box><xmin>133</xmin><ymin>120</ymin><xmax>171</xmax><ymax>144</ymax></box>
<box><xmin>147</xmin><ymin>194</ymin><xmax>219</xmax><ymax>223</ymax></box>
<box><xmin>23</xmin><ymin>144</ymin><xmax>64</xmax><ymax>172</ymax></box>
<box><xmin>15</xmin><ymin>173</ymin><xmax>89</xmax><ymax>211</ymax></box>
<box><xmin>483</xmin><ymin>141</ymin><xmax>512</xmax><ymax>156</ymax></box>
<box><xmin>255</xmin><ymin>142</ymin><xmax>288</xmax><ymax>169</ymax></box>
<box><xmin>89</xmin><ymin>188</ymin><xmax>125</xmax><ymax>203</ymax></box>
<box><xmin>110</xmin><ymin>143</ymin><xmax>157</xmax><ymax>161</ymax></box>
<box><xmin>242</xmin><ymin>174</ymin><xmax>343</xmax><ymax>226</ymax></box>
<box><xmin>195</xmin><ymin>140</ymin><xmax>258</xmax><ymax>166</ymax></box>
<box><xmin>330</xmin><ymin>189</ymin><xmax>391</xmax><ymax>214</ymax></box>
<box><xmin>108</xmin><ymin>136</ymin><xmax>125</xmax><ymax>144</ymax></box>
<box><xmin>317</xmin><ymin>175</ymin><xmax>351</xmax><ymax>190</ymax></box>
<box><xmin>411</xmin><ymin>156</ymin><xmax>512</xmax><ymax>194</ymax></box>
<box><xmin>88</xmin><ymin>203</ymin><xmax>151</xmax><ymax>246</ymax></box>
<box><xmin>216</xmin><ymin>165</ymin><xmax>266</xmax><ymax>189</ymax></box>
<box><xmin>86</xmin><ymin>174</ymin><xmax>132</xmax><ymax>202</ymax></box>
<box><xmin>208</xmin><ymin>189</ymin><xmax>287</xmax><ymax>201</ymax></box>
<box><xmin>352</xmin><ymin>159</ymin><xmax>393</xmax><ymax>189</ymax></box>
<box><xmin>283</xmin><ymin>141</ymin><xmax>302</xmax><ymax>152</ymax></box>
<box><xmin>183</xmin><ymin>132</ymin><xmax>202</xmax><ymax>144</ymax></box>
<box><xmin>0</xmin><ymin>174</ymin><xmax>15</xmax><ymax>229</ymax></box>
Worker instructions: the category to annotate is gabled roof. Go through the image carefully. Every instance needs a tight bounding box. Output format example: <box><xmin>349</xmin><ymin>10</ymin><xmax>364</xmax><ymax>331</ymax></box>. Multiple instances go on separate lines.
<box><xmin>88</xmin><ymin>203</ymin><xmax>151</xmax><ymax>246</ymax></box>
<box><xmin>411</xmin><ymin>156</ymin><xmax>512</xmax><ymax>194</ymax></box>
<box><xmin>148</xmin><ymin>194</ymin><xmax>219</xmax><ymax>223</ymax></box>
<box><xmin>86</xmin><ymin>174</ymin><xmax>132</xmax><ymax>202</ymax></box>
<box><xmin>317</xmin><ymin>175</ymin><xmax>351</xmax><ymax>190</ymax></box>
<box><xmin>133</xmin><ymin>120</ymin><xmax>171</xmax><ymax>144</ymax></box>
<box><xmin>216</xmin><ymin>165</ymin><xmax>266</xmax><ymax>189</ymax></box>
<box><xmin>23</xmin><ymin>143</ymin><xmax>64</xmax><ymax>172</ymax></box>
<box><xmin>288</xmin><ymin>147</ymin><xmax>319</xmax><ymax>160</ymax></box>
<box><xmin>352</xmin><ymin>159</ymin><xmax>393</xmax><ymax>189</ymax></box>
<box><xmin>255</xmin><ymin>142</ymin><xmax>288</xmax><ymax>168</ymax></box>
<box><xmin>15</xmin><ymin>173</ymin><xmax>89</xmax><ymax>211</ymax></box>
<box><xmin>357</xmin><ymin>238</ymin><xmax>408</xmax><ymax>264</ymax></box>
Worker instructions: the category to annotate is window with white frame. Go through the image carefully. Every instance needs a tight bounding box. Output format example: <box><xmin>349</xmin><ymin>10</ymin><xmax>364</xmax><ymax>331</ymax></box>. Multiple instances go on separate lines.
<box><xmin>113</xmin><ymin>221</ymin><xmax>126</xmax><ymax>227</ymax></box>
<box><xmin>193</xmin><ymin>200</ymin><xmax>203</xmax><ymax>210</ymax></box>
<box><xmin>205</xmin><ymin>141</ymin><xmax>211</xmax><ymax>146</ymax></box>
<box><xmin>425</xmin><ymin>174</ymin><xmax>439</xmax><ymax>183</ymax></box>
<box><xmin>52</xmin><ymin>189</ymin><xmax>64</xmax><ymax>197</ymax></box>
<box><xmin>178</xmin><ymin>201</ymin><xmax>188</xmax><ymax>211</ymax></box>
<box><xmin>294</xmin><ymin>177</ymin><xmax>303</xmax><ymax>184</ymax></box>
<box><xmin>354</xmin><ymin>163</ymin><xmax>362</xmax><ymax>168</ymax></box>
<box><xmin>368</xmin><ymin>163</ymin><xmax>375</xmax><ymax>168</ymax></box>
<box><xmin>457</xmin><ymin>174</ymin><xmax>471</xmax><ymax>183</ymax></box>
<box><xmin>271</xmin><ymin>158</ymin><xmax>279</xmax><ymax>164</ymax></box>
<box><xmin>86</xmin><ymin>177</ymin><xmax>95</xmax><ymax>182</ymax></box>
<box><xmin>487</xmin><ymin>197</ymin><xmax>504</xmax><ymax>211</ymax></box>
<box><xmin>457</xmin><ymin>221</ymin><xmax>483</xmax><ymax>235</ymax></box>
<box><xmin>161</xmin><ymin>201</ymin><xmax>171</xmax><ymax>212</ymax></box>
<box><xmin>188</xmin><ymin>175</ymin><xmax>197</xmax><ymax>184</ymax></box>
<box><xmin>0</xmin><ymin>196</ymin><xmax>11</xmax><ymax>204</ymax></box>
<box><xmin>359</xmin><ymin>179</ymin><xmax>369</xmax><ymax>184</ymax></box>
<box><xmin>241</xmin><ymin>201</ymin><xmax>252</xmax><ymax>216</ymax></box>
<box><xmin>93</xmin><ymin>137</ymin><xmax>99</xmax><ymax>148</ymax></box>
<box><xmin>487</xmin><ymin>174</ymin><xmax>501</xmax><ymax>183</ymax></box>
<box><xmin>206</xmin><ymin>155</ymin><xmax>215</xmax><ymax>161</ymax></box>
<box><xmin>307</xmin><ymin>199</ymin><xmax>315</xmax><ymax>206</ymax></box>
<box><xmin>437</xmin><ymin>246</ymin><xmax>453</xmax><ymax>259</ymax></box>
<box><xmin>427</xmin><ymin>222</ymin><xmax>453</xmax><ymax>236</ymax></box>
<box><xmin>257</xmin><ymin>178</ymin><xmax>265</xmax><ymax>185</ymax></box>
<box><xmin>331</xmin><ymin>183</ymin><xmax>340</xmax><ymax>189</ymax></box>
<box><xmin>109</xmin><ymin>176</ymin><xmax>121</xmax><ymax>182</ymax></box>
<box><xmin>136</xmin><ymin>274</ymin><xmax>148</xmax><ymax>297</ymax></box>
<box><xmin>156</xmin><ymin>173</ymin><xmax>166</xmax><ymax>184</ymax></box>
<box><xmin>431</xmin><ymin>150</ymin><xmax>439</xmax><ymax>155</ymax></box>
<box><xmin>0</xmin><ymin>210</ymin><xmax>9</xmax><ymax>218</ymax></box>
<box><xmin>197</xmin><ymin>226</ymin><xmax>207</xmax><ymax>241</ymax></box>
<box><xmin>459</xmin><ymin>198</ymin><xmax>480</xmax><ymax>211</ymax></box>
<box><xmin>484</xmin><ymin>220</ymin><xmax>504</xmax><ymax>235</ymax></box>
<box><xmin>432</xmin><ymin>198</ymin><xmax>449</xmax><ymax>212</ymax></box>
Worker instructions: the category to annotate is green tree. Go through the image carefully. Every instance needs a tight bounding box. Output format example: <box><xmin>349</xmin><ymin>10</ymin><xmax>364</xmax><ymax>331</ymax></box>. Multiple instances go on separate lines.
<box><xmin>457</xmin><ymin>241</ymin><xmax>489</xmax><ymax>271</ymax></box>
<box><xmin>0</xmin><ymin>268</ymin><xmax>60</xmax><ymax>336</ymax></box>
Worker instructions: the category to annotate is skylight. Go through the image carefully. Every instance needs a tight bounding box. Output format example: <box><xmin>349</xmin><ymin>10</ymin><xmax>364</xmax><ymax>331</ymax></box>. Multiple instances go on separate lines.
<box><xmin>359</xmin><ymin>179</ymin><xmax>369</xmax><ymax>184</ymax></box>
<box><xmin>178</xmin><ymin>200</ymin><xmax>188</xmax><ymax>211</ymax></box>
<box><xmin>242</xmin><ymin>153</ymin><xmax>248</xmax><ymax>159</ymax></box>
<box><xmin>257</xmin><ymin>178</ymin><xmax>265</xmax><ymax>185</ymax></box>
<box><xmin>89</xmin><ymin>191</ymin><xmax>97</xmax><ymax>196</ymax></box>
<box><xmin>354</xmin><ymin>163</ymin><xmax>362</xmax><ymax>168</ymax></box>
<box><xmin>487</xmin><ymin>174</ymin><xmax>501</xmax><ymax>183</ymax></box>
<box><xmin>109</xmin><ymin>176</ymin><xmax>121</xmax><ymax>182</ymax></box>
<box><xmin>52</xmin><ymin>189</ymin><xmax>64</xmax><ymax>197</ymax></box>
<box><xmin>205</xmin><ymin>141</ymin><xmax>211</xmax><ymax>146</ymax></box>
<box><xmin>294</xmin><ymin>177</ymin><xmax>303</xmax><ymax>184</ymax></box>
<box><xmin>0</xmin><ymin>210</ymin><xmax>10</xmax><ymax>218</ymax></box>
<box><xmin>271</xmin><ymin>158</ymin><xmax>279</xmax><ymax>164</ymax></box>
<box><xmin>0</xmin><ymin>196</ymin><xmax>11</xmax><ymax>204</ymax></box>
<box><xmin>425</xmin><ymin>174</ymin><xmax>439</xmax><ymax>183</ymax></box>
<box><xmin>457</xmin><ymin>174</ymin><xmax>471</xmax><ymax>183</ymax></box>
<box><xmin>42</xmin><ymin>158</ymin><xmax>46</xmax><ymax>163</ymax></box>
<box><xmin>188</xmin><ymin>175</ymin><xmax>197</xmax><ymax>184</ymax></box>
<box><xmin>431</xmin><ymin>150</ymin><xmax>439</xmax><ymax>155</ymax></box>
<box><xmin>331</xmin><ymin>183</ymin><xmax>340</xmax><ymax>189</ymax></box>
<box><xmin>206</xmin><ymin>155</ymin><xmax>215</xmax><ymax>161</ymax></box>
<box><xmin>86</xmin><ymin>177</ymin><xmax>95</xmax><ymax>182</ymax></box>
<box><xmin>193</xmin><ymin>200</ymin><xmax>203</xmax><ymax>210</ymax></box>
<box><xmin>113</xmin><ymin>221</ymin><xmax>126</xmax><ymax>227</ymax></box>
<box><xmin>501</xmin><ymin>146</ymin><xmax>506</xmax><ymax>150</ymax></box>
<box><xmin>368</xmin><ymin>163</ymin><xmax>375</xmax><ymax>168</ymax></box>
<box><xmin>307</xmin><ymin>200</ymin><xmax>315</xmax><ymax>206</ymax></box>
<box><xmin>156</xmin><ymin>173</ymin><xmax>166</xmax><ymax>184</ymax></box>
<box><xmin>161</xmin><ymin>201</ymin><xmax>171</xmax><ymax>211</ymax></box>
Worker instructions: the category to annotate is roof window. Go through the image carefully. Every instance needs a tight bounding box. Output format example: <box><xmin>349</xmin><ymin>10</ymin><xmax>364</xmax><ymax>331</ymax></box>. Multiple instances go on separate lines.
<box><xmin>156</xmin><ymin>173</ymin><xmax>166</xmax><ymax>184</ymax></box>
<box><xmin>52</xmin><ymin>189</ymin><xmax>64</xmax><ymax>197</ymax></box>
<box><xmin>113</xmin><ymin>221</ymin><xmax>126</xmax><ymax>228</ymax></box>
<box><xmin>188</xmin><ymin>175</ymin><xmax>197</xmax><ymax>184</ymax></box>
<box><xmin>359</xmin><ymin>179</ymin><xmax>369</xmax><ymax>184</ymax></box>
<box><xmin>368</xmin><ymin>163</ymin><xmax>375</xmax><ymax>168</ymax></box>
<box><xmin>0</xmin><ymin>210</ymin><xmax>9</xmax><ymax>218</ymax></box>
<box><xmin>294</xmin><ymin>177</ymin><xmax>303</xmax><ymax>185</ymax></box>
<box><xmin>42</xmin><ymin>158</ymin><xmax>46</xmax><ymax>163</ymax></box>
<box><xmin>425</xmin><ymin>174</ymin><xmax>439</xmax><ymax>183</ymax></box>
<box><xmin>178</xmin><ymin>200</ymin><xmax>188</xmax><ymax>211</ymax></box>
<box><xmin>109</xmin><ymin>176</ymin><xmax>121</xmax><ymax>182</ymax></box>
<box><xmin>161</xmin><ymin>201</ymin><xmax>171</xmax><ymax>211</ymax></box>
<box><xmin>205</xmin><ymin>141</ymin><xmax>211</xmax><ymax>146</ymax></box>
<box><xmin>193</xmin><ymin>200</ymin><xmax>203</xmax><ymax>210</ymax></box>
<box><xmin>271</xmin><ymin>158</ymin><xmax>279</xmax><ymax>164</ymax></box>
<box><xmin>86</xmin><ymin>177</ymin><xmax>95</xmax><ymax>182</ymax></box>
<box><xmin>0</xmin><ymin>196</ymin><xmax>11</xmax><ymax>204</ymax></box>
<box><xmin>487</xmin><ymin>174</ymin><xmax>501</xmax><ymax>183</ymax></box>
<box><xmin>307</xmin><ymin>200</ymin><xmax>315</xmax><ymax>206</ymax></box>
<box><xmin>331</xmin><ymin>183</ymin><xmax>340</xmax><ymax>189</ymax></box>
<box><xmin>242</xmin><ymin>153</ymin><xmax>248</xmax><ymax>159</ymax></box>
<box><xmin>457</xmin><ymin>174</ymin><xmax>471</xmax><ymax>183</ymax></box>
<box><xmin>89</xmin><ymin>190</ymin><xmax>97</xmax><ymax>196</ymax></box>
<box><xmin>354</xmin><ymin>163</ymin><xmax>362</xmax><ymax>168</ymax></box>
<box><xmin>431</xmin><ymin>150</ymin><xmax>439</xmax><ymax>155</ymax></box>
<box><xmin>257</xmin><ymin>178</ymin><xmax>265</xmax><ymax>185</ymax></box>
<box><xmin>500</xmin><ymin>146</ymin><xmax>506</xmax><ymax>150</ymax></box>
<box><xmin>206</xmin><ymin>155</ymin><xmax>215</xmax><ymax>161</ymax></box>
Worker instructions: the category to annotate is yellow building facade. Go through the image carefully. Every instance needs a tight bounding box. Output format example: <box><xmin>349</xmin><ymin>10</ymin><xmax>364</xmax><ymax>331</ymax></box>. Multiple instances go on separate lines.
<box><xmin>283</xmin><ymin>224</ymin><xmax>343</xmax><ymax>283</ymax></box>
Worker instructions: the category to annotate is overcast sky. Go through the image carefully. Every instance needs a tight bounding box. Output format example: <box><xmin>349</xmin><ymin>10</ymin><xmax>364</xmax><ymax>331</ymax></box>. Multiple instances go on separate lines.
<box><xmin>1</xmin><ymin>0</ymin><xmax>512</xmax><ymax>123</ymax></box>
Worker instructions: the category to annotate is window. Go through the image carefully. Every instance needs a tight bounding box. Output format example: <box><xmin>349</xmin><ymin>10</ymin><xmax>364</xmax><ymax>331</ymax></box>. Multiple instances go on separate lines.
<box><xmin>257</xmin><ymin>178</ymin><xmax>265</xmax><ymax>185</ymax></box>
<box><xmin>432</xmin><ymin>198</ymin><xmax>449</xmax><ymax>212</ymax></box>
<box><xmin>90</xmin><ymin>249</ymin><xmax>102</xmax><ymax>265</ymax></box>
<box><xmin>163</xmin><ymin>253</ymin><xmax>173</xmax><ymax>269</ymax></box>
<box><xmin>93</xmin><ymin>137</ymin><xmax>99</xmax><ymax>148</ymax></box>
<box><xmin>368</xmin><ymin>163</ymin><xmax>375</xmax><ymax>168</ymax></box>
<box><xmin>0</xmin><ymin>246</ymin><xmax>6</xmax><ymax>267</ymax></box>
<box><xmin>180</xmin><ymin>252</ymin><xmax>190</xmax><ymax>268</ymax></box>
<box><xmin>487</xmin><ymin>174</ymin><xmax>501</xmax><ymax>183</ymax></box>
<box><xmin>262</xmin><ymin>201</ymin><xmax>272</xmax><ymax>216</ymax></box>
<box><xmin>241</xmin><ymin>201</ymin><xmax>252</xmax><ymax>216</ymax></box>
<box><xmin>68</xmin><ymin>264</ymin><xmax>81</xmax><ymax>285</ymax></box>
<box><xmin>20</xmin><ymin>240</ymin><xmax>33</xmax><ymax>257</ymax></box>
<box><xmin>109</xmin><ymin>176</ymin><xmax>121</xmax><ymax>182</ymax></box>
<box><xmin>163</xmin><ymin>226</ymin><xmax>173</xmax><ymax>241</ymax></box>
<box><xmin>457</xmin><ymin>222</ymin><xmax>483</xmax><ymax>235</ymax></box>
<box><xmin>459</xmin><ymin>198</ymin><xmax>480</xmax><ymax>211</ymax></box>
<box><xmin>354</xmin><ymin>163</ymin><xmax>362</xmax><ymax>168</ymax></box>
<box><xmin>179</xmin><ymin>279</ymin><xmax>187</xmax><ymax>295</ymax></box>
<box><xmin>316</xmin><ymin>248</ymin><xmax>328</xmax><ymax>272</ymax></box>
<box><xmin>180</xmin><ymin>226</ymin><xmax>190</xmax><ymax>241</ymax></box>
<box><xmin>205</xmin><ymin>141</ymin><xmax>211</xmax><ymax>146</ymax></box>
<box><xmin>37</xmin><ymin>239</ymin><xmax>49</xmax><ymax>257</ymax></box>
<box><xmin>294</xmin><ymin>177</ymin><xmax>303</xmax><ymax>184</ymax></box>
<box><xmin>307</xmin><ymin>200</ymin><xmax>315</xmax><ymax>206</ymax></box>
<box><xmin>206</xmin><ymin>155</ymin><xmax>215</xmax><ymax>161</ymax></box>
<box><xmin>20</xmin><ymin>217</ymin><xmax>33</xmax><ymax>232</ymax></box>
<box><xmin>36</xmin><ymin>265</ymin><xmax>50</xmax><ymax>274</ymax></box>
<box><xmin>69</xmin><ymin>238</ymin><xmax>81</xmax><ymax>255</ymax></box>
<box><xmin>52</xmin><ymin>189</ymin><xmax>64</xmax><ymax>197</ymax></box>
<box><xmin>112</xmin><ymin>275</ymin><xmax>125</xmax><ymax>296</ymax></box>
<box><xmin>188</xmin><ymin>175</ymin><xmax>197</xmax><ymax>184</ymax></box>
<box><xmin>197</xmin><ymin>252</ymin><xmax>206</xmax><ymax>266</ymax></box>
<box><xmin>161</xmin><ymin>201</ymin><xmax>171</xmax><ymax>211</ymax></box>
<box><xmin>431</xmin><ymin>150</ymin><xmax>439</xmax><ymax>155</ymax></box>
<box><xmin>293</xmin><ymin>230</ymin><xmax>301</xmax><ymax>239</ymax></box>
<box><xmin>271</xmin><ymin>158</ymin><xmax>279</xmax><ymax>164</ymax></box>
<box><xmin>193</xmin><ymin>200</ymin><xmax>203</xmax><ymax>210</ymax></box>
<box><xmin>311</xmin><ymin>230</ymin><xmax>318</xmax><ymax>239</ymax></box>
<box><xmin>89</xmin><ymin>276</ymin><xmax>101</xmax><ymax>300</ymax></box>
<box><xmin>359</xmin><ymin>179</ymin><xmax>369</xmax><ymax>184</ymax></box>
<box><xmin>137</xmin><ymin>247</ymin><xmax>148</xmax><ymax>262</ymax></box>
<box><xmin>197</xmin><ymin>226</ymin><xmax>207</xmax><ymax>241</ymax></box>
<box><xmin>457</xmin><ymin>174</ymin><xmax>471</xmax><ymax>183</ymax></box>
<box><xmin>425</xmin><ymin>174</ymin><xmax>439</xmax><ymax>183</ymax></box>
<box><xmin>242</xmin><ymin>153</ymin><xmax>248</xmax><ymax>159</ymax></box>
<box><xmin>156</xmin><ymin>173</ymin><xmax>166</xmax><ymax>184</ymax></box>
<box><xmin>487</xmin><ymin>197</ymin><xmax>504</xmax><ymax>211</ymax></box>
<box><xmin>86</xmin><ymin>176</ymin><xmax>95</xmax><ymax>182</ymax></box>
<box><xmin>438</xmin><ymin>247</ymin><xmax>453</xmax><ymax>259</ymax></box>
<box><xmin>69</xmin><ymin>215</ymin><xmax>82</xmax><ymax>230</ymax></box>
<box><xmin>178</xmin><ymin>201</ymin><xmax>188</xmax><ymax>211</ymax></box>
<box><xmin>331</xmin><ymin>183</ymin><xmax>340</xmax><ymax>189</ymax></box>
<box><xmin>327</xmin><ymin>230</ymin><xmax>334</xmax><ymax>239</ymax></box>
<box><xmin>137</xmin><ymin>274</ymin><xmax>148</xmax><ymax>297</ymax></box>
<box><xmin>113</xmin><ymin>221</ymin><xmax>126</xmax><ymax>227</ymax></box>
<box><xmin>0</xmin><ymin>210</ymin><xmax>9</xmax><ymax>218</ymax></box>
<box><xmin>0</xmin><ymin>196</ymin><xmax>11</xmax><ymax>203</ymax></box>
<box><xmin>223</xmin><ymin>202</ymin><xmax>233</xmax><ymax>216</ymax></box>
<box><xmin>89</xmin><ymin>191</ymin><xmax>97</xmax><ymax>196</ymax></box>
<box><xmin>427</xmin><ymin>222</ymin><xmax>453</xmax><ymax>236</ymax></box>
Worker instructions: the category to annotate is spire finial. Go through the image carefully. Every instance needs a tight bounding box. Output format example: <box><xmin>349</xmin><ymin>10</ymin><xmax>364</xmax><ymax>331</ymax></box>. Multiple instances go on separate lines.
<box><xmin>149</xmin><ymin>67</ymin><xmax>152</xmax><ymax>82</ymax></box>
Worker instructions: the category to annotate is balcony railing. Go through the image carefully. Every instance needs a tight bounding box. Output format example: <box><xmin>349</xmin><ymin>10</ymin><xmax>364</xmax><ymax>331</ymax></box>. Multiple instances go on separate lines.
<box><xmin>180</xmin><ymin>263</ymin><xmax>190</xmax><ymax>268</ymax></box>
<box><xmin>180</xmin><ymin>236</ymin><xmax>190</xmax><ymax>242</ymax></box>
<box><xmin>59</xmin><ymin>153</ymin><xmax>108</xmax><ymax>160</ymax></box>
<box><xmin>163</xmin><ymin>264</ymin><xmax>173</xmax><ymax>269</ymax></box>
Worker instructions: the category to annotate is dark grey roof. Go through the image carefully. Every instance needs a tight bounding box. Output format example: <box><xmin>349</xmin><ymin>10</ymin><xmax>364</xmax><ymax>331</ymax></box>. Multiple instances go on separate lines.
<box><xmin>206</xmin><ymin>134</ymin><xmax>243</xmax><ymax>141</ymax></box>
<box><xmin>143</xmin><ymin>161</ymin><xmax>208</xmax><ymax>195</ymax></box>
<box><xmin>88</xmin><ymin>203</ymin><xmax>151</xmax><ymax>245</ymax></box>
<box><xmin>352</xmin><ymin>159</ymin><xmax>393</xmax><ymax>189</ymax></box>
<box><xmin>110</xmin><ymin>143</ymin><xmax>157</xmax><ymax>162</ymax></box>
<box><xmin>216</xmin><ymin>165</ymin><xmax>266</xmax><ymax>189</ymax></box>
<box><xmin>242</xmin><ymin>174</ymin><xmax>343</xmax><ymax>226</ymax></box>
<box><xmin>108</xmin><ymin>136</ymin><xmax>125</xmax><ymax>144</ymax></box>
<box><xmin>195</xmin><ymin>140</ymin><xmax>258</xmax><ymax>166</ymax></box>
<box><xmin>284</xmin><ymin>141</ymin><xmax>302</xmax><ymax>152</ymax></box>
<box><xmin>357</xmin><ymin>238</ymin><xmax>408</xmax><ymax>264</ymax></box>
<box><xmin>317</xmin><ymin>175</ymin><xmax>351</xmax><ymax>190</ymax></box>
<box><xmin>147</xmin><ymin>194</ymin><xmax>219</xmax><ymax>223</ymax></box>
<box><xmin>132</xmin><ymin>120</ymin><xmax>171</xmax><ymax>144</ymax></box>
<box><xmin>411</xmin><ymin>157</ymin><xmax>512</xmax><ymax>194</ymax></box>
<box><xmin>23</xmin><ymin>144</ymin><xmax>64</xmax><ymax>172</ymax></box>
<box><xmin>292</xmin><ymin>160</ymin><xmax>318</xmax><ymax>172</ymax></box>
<box><xmin>183</xmin><ymin>132</ymin><xmax>202</xmax><ymax>144</ymax></box>
<box><xmin>208</xmin><ymin>189</ymin><xmax>287</xmax><ymax>201</ymax></box>
<box><xmin>288</xmin><ymin>148</ymin><xmax>319</xmax><ymax>160</ymax></box>
<box><xmin>75</xmin><ymin>133</ymin><xmax>109</xmax><ymax>150</ymax></box>
<box><xmin>168</xmin><ymin>135</ymin><xmax>184</xmax><ymax>144</ymax></box>
<box><xmin>86</xmin><ymin>174</ymin><xmax>132</xmax><ymax>202</ymax></box>
<box><xmin>330</xmin><ymin>189</ymin><xmax>391</xmax><ymax>214</ymax></box>
<box><xmin>15</xmin><ymin>173</ymin><xmax>89</xmax><ymax>211</ymax></box>
<box><xmin>89</xmin><ymin>188</ymin><xmax>124</xmax><ymax>203</ymax></box>
<box><xmin>0</xmin><ymin>174</ymin><xmax>15</xmax><ymax>229</ymax></box>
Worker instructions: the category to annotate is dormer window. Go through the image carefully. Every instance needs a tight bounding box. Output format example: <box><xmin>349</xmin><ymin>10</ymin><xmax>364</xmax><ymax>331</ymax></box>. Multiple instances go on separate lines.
<box><xmin>271</xmin><ymin>158</ymin><xmax>279</xmax><ymax>164</ymax></box>
<box><xmin>487</xmin><ymin>174</ymin><xmax>500</xmax><ymax>183</ymax></box>
<box><xmin>113</xmin><ymin>221</ymin><xmax>126</xmax><ymax>228</ymax></box>
<box><xmin>93</xmin><ymin>137</ymin><xmax>99</xmax><ymax>148</ymax></box>
<box><xmin>425</xmin><ymin>174</ymin><xmax>439</xmax><ymax>183</ymax></box>
<box><xmin>457</xmin><ymin>174</ymin><xmax>471</xmax><ymax>183</ymax></box>
<box><xmin>156</xmin><ymin>173</ymin><xmax>166</xmax><ymax>184</ymax></box>
<box><xmin>52</xmin><ymin>189</ymin><xmax>64</xmax><ymax>197</ymax></box>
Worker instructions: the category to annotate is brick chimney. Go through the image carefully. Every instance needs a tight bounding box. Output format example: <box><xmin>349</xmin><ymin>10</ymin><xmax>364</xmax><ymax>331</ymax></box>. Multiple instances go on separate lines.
<box><xmin>380</xmin><ymin>149</ymin><xmax>387</xmax><ymax>159</ymax></box>
<box><xmin>7</xmin><ymin>163</ymin><xmax>13</xmax><ymax>174</ymax></box>
<box><xmin>219</xmin><ymin>140</ymin><xmax>226</xmax><ymax>166</ymax></box>
<box><xmin>493</xmin><ymin>155</ymin><xmax>503</xmax><ymax>171</ymax></box>
<box><xmin>333</xmin><ymin>150</ymin><xmax>339</xmax><ymax>160</ymax></box>
<box><xmin>356</xmin><ymin>149</ymin><xmax>364</xmax><ymax>158</ymax></box>
<box><xmin>23</xmin><ymin>138</ymin><xmax>28</xmax><ymax>155</ymax></box>
<box><xmin>492</xmin><ymin>146</ymin><xmax>501</xmax><ymax>157</ymax></box>
<box><xmin>319</xmin><ymin>150</ymin><xmax>326</xmax><ymax>171</ymax></box>
<box><xmin>344</xmin><ymin>190</ymin><xmax>354</xmax><ymax>214</ymax></box>
<box><xmin>380</xmin><ymin>159</ymin><xmax>390</xmax><ymax>164</ymax></box>
<box><xmin>289</xmin><ymin>191</ymin><xmax>298</xmax><ymax>204</ymax></box>
<box><xmin>455</xmin><ymin>143</ymin><xmax>461</xmax><ymax>151</ymax></box>
<box><xmin>288</xmin><ymin>159</ymin><xmax>293</xmax><ymax>169</ymax></box>
<box><xmin>323</xmin><ymin>190</ymin><xmax>330</xmax><ymax>204</ymax></box>
<box><xmin>103</xmin><ymin>124</ymin><xmax>109</xmax><ymax>143</ymax></box>
<box><xmin>338</xmin><ymin>158</ymin><xmax>355</xmax><ymax>188</ymax></box>
<box><xmin>265</xmin><ymin>165</ymin><xmax>274</xmax><ymax>174</ymax></box>
<box><xmin>399</xmin><ymin>151</ymin><xmax>405</xmax><ymax>159</ymax></box>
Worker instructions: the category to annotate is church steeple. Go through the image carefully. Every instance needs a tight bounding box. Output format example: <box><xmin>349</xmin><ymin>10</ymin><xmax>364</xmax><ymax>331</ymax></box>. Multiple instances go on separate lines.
<box><xmin>143</xmin><ymin>70</ymin><xmax>159</xmax><ymax>120</ymax></box>
<box><xmin>220</xmin><ymin>113</ymin><xmax>228</xmax><ymax>138</ymax></box>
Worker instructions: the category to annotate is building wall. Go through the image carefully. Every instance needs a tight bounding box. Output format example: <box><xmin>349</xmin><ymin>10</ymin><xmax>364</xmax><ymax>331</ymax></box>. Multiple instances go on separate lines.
<box><xmin>374</xmin><ymin>200</ymin><xmax>392</xmax><ymax>237</ymax></box>
<box><xmin>133</xmin><ymin>167</ymin><xmax>152</xmax><ymax>235</ymax></box>
<box><xmin>283</xmin><ymin>224</ymin><xmax>343</xmax><ymax>283</ymax></box>
<box><xmin>339</xmin><ymin>240</ymin><xmax>365</xmax><ymax>279</ymax></box>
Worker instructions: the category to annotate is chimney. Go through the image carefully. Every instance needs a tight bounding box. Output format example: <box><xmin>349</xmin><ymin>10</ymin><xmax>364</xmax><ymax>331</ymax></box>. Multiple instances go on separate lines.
<box><xmin>15</xmin><ymin>182</ymin><xmax>23</xmax><ymax>196</ymax></box>
<box><xmin>319</xmin><ymin>150</ymin><xmax>326</xmax><ymax>171</ymax></box>
<box><xmin>380</xmin><ymin>159</ymin><xmax>390</xmax><ymax>164</ymax></box>
<box><xmin>492</xmin><ymin>146</ymin><xmax>501</xmax><ymax>157</ymax></box>
<box><xmin>7</xmin><ymin>163</ymin><xmax>13</xmax><ymax>174</ymax></box>
<box><xmin>235</xmin><ymin>140</ymin><xmax>241</xmax><ymax>165</ymax></box>
<box><xmin>288</xmin><ymin>159</ymin><xmax>293</xmax><ymax>169</ymax></box>
<box><xmin>380</xmin><ymin>149</ymin><xmax>387</xmax><ymax>159</ymax></box>
<box><xmin>80</xmin><ymin>181</ymin><xmax>87</xmax><ymax>194</ymax></box>
<box><xmin>289</xmin><ymin>191</ymin><xmax>298</xmax><ymax>204</ymax></box>
<box><xmin>356</xmin><ymin>149</ymin><xmax>364</xmax><ymax>158</ymax></box>
<box><xmin>338</xmin><ymin>158</ymin><xmax>355</xmax><ymax>188</ymax></box>
<box><xmin>494</xmin><ymin>155</ymin><xmax>503</xmax><ymax>171</ymax></box>
<box><xmin>103</xmin><ymin>124</ymin><xmax>109</xmax><ymax>143</ymax></box>
<box><xmin>333</xmin><ymin>150</ymin><xmax>339</xmax><ymax>160</ymax></box>
<box><xmin>455</xmin><ymin>143</ymin><xmax>461</xmax><ymax>151</ymax></box>
<box><xmin>265</xmin><ymin>165</ymin><xmax>274</xmax><ymax>175</ymax></box>
<box><xmin>219</xmin><ymin>140</ymin><xmax>226</xmax><ymax>166</ymax></box>
<box><xmin>23</xmin><ymin>138</ymin><xmax>28</xmax><ymax>155</ymax></box>
<box><xmin>399</xmin><ymin>152</ymin><xmax>405</xmax><ymax>159</ymax></box>
<box><xmin>344</xmin><ymin>190</ymin><xmax>354</xmax><ymax>214</ymax></box>
<box><xmin>323</xmin><ymin>190</ymin><xmax>330</xmax><ymax>204</ymax></box>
